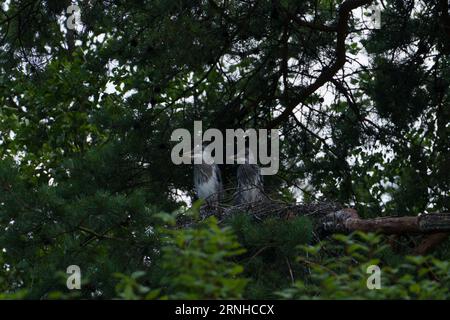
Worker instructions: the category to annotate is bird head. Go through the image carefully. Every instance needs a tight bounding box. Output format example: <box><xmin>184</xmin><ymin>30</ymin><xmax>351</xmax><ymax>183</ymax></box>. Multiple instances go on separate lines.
<box><xmin>182</xmin><ymin>142</ymin><xmax>215</xmax><ymax>164</ymax></box>
<box><xmin>234</xmin><ymin>146</ymin><xmax>257</xmax><ymax>164</ymax></box>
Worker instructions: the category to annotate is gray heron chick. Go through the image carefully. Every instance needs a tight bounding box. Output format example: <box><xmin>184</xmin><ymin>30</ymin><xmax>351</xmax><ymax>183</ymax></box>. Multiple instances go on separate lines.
<box><xmin>192</xmin><ymin>145</ymin><xmax>223</xmax><ymax>210</ymax></box>
<box><xmin>235</xmin><ymin>148</ymin><xmax>267</xmax><ymax>206</ymax></box>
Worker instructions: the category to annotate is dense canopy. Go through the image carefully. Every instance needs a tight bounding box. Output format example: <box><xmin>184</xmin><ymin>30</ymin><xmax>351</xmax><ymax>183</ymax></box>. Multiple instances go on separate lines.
<box><xmin>0</xmin><ymin>0</ymin><xmax>449</xmax><ymax>299</ymax></box>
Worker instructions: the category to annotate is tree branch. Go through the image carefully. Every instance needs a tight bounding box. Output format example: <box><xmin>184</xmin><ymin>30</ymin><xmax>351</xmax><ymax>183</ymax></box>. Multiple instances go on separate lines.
<box><xmin>320</xmin><ymin>209</ymin><xmax>450</xmax><ymax>235</ymax></box>
<box><xmin>268</xmin><ymin>0</ymin><xmax>374</xmax><ymax>128</ymax></box>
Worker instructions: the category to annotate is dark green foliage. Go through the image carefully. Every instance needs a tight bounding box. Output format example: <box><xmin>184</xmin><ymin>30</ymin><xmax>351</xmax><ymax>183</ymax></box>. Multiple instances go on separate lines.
<box><xmin>227</xmin><ymin>213</ymin><xmax>313</xmax><ymax>298</ymax></box>
<box><xmin>278</xmin><ymin>232</ymin><xmax>450</xmax><ymax>299</ymax></box>
<box><xmin>159</xmin><ymin>216</ymin><xmax>247</xmax><ymax>299</ymax></box>
<box><xmin>0</xmin><ymin>0</ymin><xmax>449</xmax><ymax>299</ymax></box>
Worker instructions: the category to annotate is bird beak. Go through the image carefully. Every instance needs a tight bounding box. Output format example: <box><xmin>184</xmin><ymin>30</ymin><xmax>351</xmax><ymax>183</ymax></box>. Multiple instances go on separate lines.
<box><xmin>181</xmin><ymin>149</ymin><xmax>194</xmax><ymax>159</ymax></box>
<box><xmin>181</xmin><ymin>149</ymin><xmax>204</xmax><ymax>161</ymax></box>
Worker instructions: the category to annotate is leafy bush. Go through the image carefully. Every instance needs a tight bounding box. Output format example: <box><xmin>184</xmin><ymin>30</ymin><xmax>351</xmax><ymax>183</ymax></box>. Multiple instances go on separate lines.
<box><xmin>277</xmin><ymin>232</ymin><xmax>450</xmax><ymax>299</ymax></box>
<box><xmin>227</xmin><ymin>213</ymin><xmax>313</xmax><ymax>298</ymax></box>
<box><xmin>158</xmin><ymin>216</ymin><xmax>247</xmax><ymax>299</ymax></box>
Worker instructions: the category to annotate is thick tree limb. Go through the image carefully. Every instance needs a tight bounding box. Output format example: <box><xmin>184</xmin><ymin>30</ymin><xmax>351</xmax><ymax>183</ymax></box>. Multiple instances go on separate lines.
<box><xmin>345</xmin><ymin>216</ymin><xmax>420</xmax><ymax>234</ymax></box>
<box><xmin>320</xmin><ymin>209</ymin><xmax>450</xmax><ymax>235</ymax></box>
<box><xmin>316</xmin><ymin>209</ymin><xmax>450</xmax><ymax>254</ymax></box>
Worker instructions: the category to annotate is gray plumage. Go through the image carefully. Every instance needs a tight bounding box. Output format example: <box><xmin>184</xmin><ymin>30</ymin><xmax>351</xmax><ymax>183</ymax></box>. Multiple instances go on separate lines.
<box><xmin>235</xmin><ymin>149</ymin><xmax>267</xmax><ymax>206</ymax></box>
<box><xmin>194</xmin><ymin>162</ymin><xmax>223</xmax><ymax>209</ymax></box>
